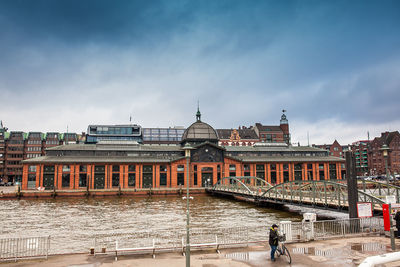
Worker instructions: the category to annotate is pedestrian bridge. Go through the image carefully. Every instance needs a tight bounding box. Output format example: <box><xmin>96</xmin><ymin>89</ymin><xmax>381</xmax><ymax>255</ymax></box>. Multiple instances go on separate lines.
<box><xmin>206</xmin><ymin>176</ymin><xmax>400</xmax><ymax>213</ymax></box>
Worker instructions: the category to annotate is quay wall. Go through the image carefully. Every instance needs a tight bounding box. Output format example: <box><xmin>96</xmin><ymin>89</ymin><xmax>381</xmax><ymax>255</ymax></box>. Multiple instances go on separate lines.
<box><xmin>0</xmin><ymin>188</ymin><xmax>207</xmax><ymax>200</ymax></box>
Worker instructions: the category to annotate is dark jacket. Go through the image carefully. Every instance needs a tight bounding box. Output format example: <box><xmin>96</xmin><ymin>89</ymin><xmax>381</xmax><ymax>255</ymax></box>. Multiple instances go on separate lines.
<box><xmin>395</xmin><ymin>211</ymin><xmax>400</xmax><ymax>228</ymax></box>
<box><xmin>269</xmin><ymin>227</ymin><xmax>279</xmax><ymax>246</ymax></box>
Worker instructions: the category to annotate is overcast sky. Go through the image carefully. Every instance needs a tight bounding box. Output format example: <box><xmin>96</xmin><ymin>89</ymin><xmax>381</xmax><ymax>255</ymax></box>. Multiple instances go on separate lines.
<box><xmin>1</xmin><ymin>0</ymin><xmax>399</xmax><ymax>145</ymax></box>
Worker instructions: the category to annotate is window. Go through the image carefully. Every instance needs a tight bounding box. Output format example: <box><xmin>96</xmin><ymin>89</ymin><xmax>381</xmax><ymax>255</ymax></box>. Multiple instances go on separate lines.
<box><xmin>160</xmin><ymin>165</ymin><xmax>167</xmax><ymax>186</ymax></box>
<box><xmin>79</xmin><ymin>165</ymin><xmax>87</xmax><ymax>187</ymax></box>
<box><xmin>329</xmin><ymin>164</ymin><xmax>337</xmax><ymax>180</ymax></box>
<box><xmin>112</xmin><ymin>165</ymin><xmax>120</xmax><ymax>187</ymax></box>
<box><xmin>256</xmin><ymin>164</ymin><xmax>265</xmax><ymax>185</ymax></box>
<box><xmin>160</xmin><ymin>173</ymin><xmax>167</xmax><ymax>186</ymax></box>
<box><xmin>28</xmin><ymin>165</ymin><xmax>36</xmax><ymax>172</ymax></box>
<box><xmin>177</xmin><ymin>173</ymin><xmax>184</xmax><ymax>185</ymax></box>
<box><xmin>294</xmin><ymin>163</ymin><xmax>302</xmax><ymax>181</ymax></box>
<box><xmin>62</xmin><ymin>173</ymin><xmax>70</xmax><ymax>188</ymax></box>
<box><xmin>283</xmin><ymin>164</ymin><xmax>289</xmax><ymax>182</ymax></box>
<box><xmin>270</xmin><ymin>164</ymin><xmax>277</xmax><ymax>184</ymax></box>
<box><xmin>177</xmin><ymin>165</ymin><xmax>184</xmax><ymax>172</ymax></box>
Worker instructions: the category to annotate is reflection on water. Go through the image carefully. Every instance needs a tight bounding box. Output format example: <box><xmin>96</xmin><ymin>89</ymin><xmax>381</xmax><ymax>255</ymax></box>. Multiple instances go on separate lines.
<box><xmin>1</xmin><ymin>195</ymin><xmax>301</xmax><ymax>254</ymax></box>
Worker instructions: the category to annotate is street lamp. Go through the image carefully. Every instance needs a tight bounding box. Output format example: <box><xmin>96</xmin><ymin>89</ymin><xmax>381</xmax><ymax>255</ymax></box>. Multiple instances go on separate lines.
<box><xmin>381</xmin><ymin>144</ymin><xmax>391</xmax><ymax>194</ymax></box>
<box><xmin>182</xmin><ymin>143</ymin><xmax>194</xmax><ymax>267</ymax></box>
<box><xmin>381</xmin><ymin>144</ymin><xmax>395</xmax><ymax>250</ymax></box>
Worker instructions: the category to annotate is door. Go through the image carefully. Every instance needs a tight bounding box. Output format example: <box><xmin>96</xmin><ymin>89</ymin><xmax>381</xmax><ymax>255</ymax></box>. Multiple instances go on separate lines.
<box><xmin>94</xmin><ymin>165</ymin><xmax>105</xmax><ymax>189</ymax></box>
<box><xmin>43</xmin><ymin>166</ymin><xmax>55</xmax><ymax>189</ymax></box>
<box><xmin>201</xmin><ymin>167</ymin><xmax>213</xmax><ymax>187</ymax></box>
<box><xmin>143</xmin><ymin>165</ymin><xmax>153</xmax><ymax>188</ymax></box>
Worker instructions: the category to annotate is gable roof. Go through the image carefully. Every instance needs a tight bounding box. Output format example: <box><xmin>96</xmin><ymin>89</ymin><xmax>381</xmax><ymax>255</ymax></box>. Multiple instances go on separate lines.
<box><xmin>255</xmin><ymin>123</ymin><xmax>283</xmax><ymax>132</ymax></box>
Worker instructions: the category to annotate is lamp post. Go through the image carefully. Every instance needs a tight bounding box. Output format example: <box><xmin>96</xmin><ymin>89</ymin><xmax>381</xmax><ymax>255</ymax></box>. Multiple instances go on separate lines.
<box><xmin>381</xmin><ymin>144</ymin><xmax>395</xmax><ymax>250</ymax></box>
<box><xmin>183</xmin><ymin>143</ymin><xmax>194</xmax><ymax>267</ymax></box>
<box><xmin>381</xmin><ymin>144</ymin><xmax>391</xmax><ymax>195</ymax></box>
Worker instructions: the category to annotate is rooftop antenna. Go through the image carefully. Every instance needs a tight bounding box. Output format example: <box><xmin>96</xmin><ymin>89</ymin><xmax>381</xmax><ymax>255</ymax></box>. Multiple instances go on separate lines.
<box><xmin>367</xmin><ymin>131</ymin><xmax>370</xmax><ymax>141</ymax></box>
<box><xmin>130</xmin><ymin>114</ymin><xmax>132</xmax><ymax>124</ymax></box>
<box><xmin>307</xmin><ymin>131</ymin><xmax>310</xmax><ymax>147</ymax></box>
<box><xmin>66</xmin><ymin>125</ymin><xmax>68</xmax><ymax>145</ymax></box>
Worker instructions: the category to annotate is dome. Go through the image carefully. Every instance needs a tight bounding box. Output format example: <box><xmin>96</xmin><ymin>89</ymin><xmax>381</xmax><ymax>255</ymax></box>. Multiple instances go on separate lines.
<box><xmin>182</xmin><ymin>121</ymin><xmax>218</xmax><ymax>142</ymax></box>
<box><xmin>181</xmin><ymin>107</ymin><xmax>218</xmax><ymax>144</ymax></box>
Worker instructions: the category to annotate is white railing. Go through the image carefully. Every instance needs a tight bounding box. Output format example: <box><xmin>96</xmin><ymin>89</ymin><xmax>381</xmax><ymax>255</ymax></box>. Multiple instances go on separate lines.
<box><xmin>0</xmin><ymin>217</ymin><xmax>385</xmax><ymax>261</ymax></box>
<box><xmin>280</xmin><ymin>216</ymin><xmax>384</xmax><ymax>242</ymax></box>
<box><xmin>0</xmin><ymin>236</ymin><xmax>50</xmax><ymax>262</ymax></box>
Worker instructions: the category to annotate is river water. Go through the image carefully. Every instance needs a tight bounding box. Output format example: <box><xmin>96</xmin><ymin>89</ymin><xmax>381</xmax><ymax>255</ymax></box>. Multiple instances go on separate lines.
<box><xmin>1</xmin><ymin>195</ymin><xmax>302</xmax><ymax>254</ymax></box>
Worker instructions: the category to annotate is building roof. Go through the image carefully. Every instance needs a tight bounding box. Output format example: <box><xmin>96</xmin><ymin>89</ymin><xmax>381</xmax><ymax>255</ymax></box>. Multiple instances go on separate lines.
<box><xmin>225</xmin><ymin>145</ymin><xmax>327</xmax><ymax>153</ymax></box>
<box><xmin>239</xmin><ymin>156</ymin><xmax>344</xmax><ymax>163</ymax></box>
<box><xmin>255</xmin><ymin>123</ymin><xmax>283</xmax><ymax>132</ymax></box>
<box><xmin>46</xmin><ymin>143</ymin><xmax>182</xmax><ymax>152</ymax></box>
<box><xmin>216</xmin><ymin>129</ymin><xmax>258</xmax><ymax>140</ymax></box>
<box><xmin>23</xmin><ymin>155</ymin><xmax>174</xmax><ymax>164</ymax></box>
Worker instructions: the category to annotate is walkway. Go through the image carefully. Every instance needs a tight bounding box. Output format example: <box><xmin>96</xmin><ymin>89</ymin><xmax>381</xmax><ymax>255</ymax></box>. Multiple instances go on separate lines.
<box><xmin>4</xmin><ymin>236</ymin><xmax>400</xmax><ymax>267</ymax></box>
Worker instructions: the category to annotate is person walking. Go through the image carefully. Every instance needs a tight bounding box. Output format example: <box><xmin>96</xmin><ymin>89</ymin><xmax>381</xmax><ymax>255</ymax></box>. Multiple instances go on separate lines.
<box><xmin>269</xmin><ymin>224</ymin><xmax>279</xmax><ymax>262</ymax></box>
<box><xmin>394</xmin><ymin>210</ymin><xmax>400</xmax><ymax>237</ymax></box>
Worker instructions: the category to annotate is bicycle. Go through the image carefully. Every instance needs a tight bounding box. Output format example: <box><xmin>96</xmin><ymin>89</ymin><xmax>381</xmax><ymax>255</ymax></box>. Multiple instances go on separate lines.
<box><xmin>275</xmin><ymin>233</ymin><xmax>291</xmax><ymax>264</ymax></box>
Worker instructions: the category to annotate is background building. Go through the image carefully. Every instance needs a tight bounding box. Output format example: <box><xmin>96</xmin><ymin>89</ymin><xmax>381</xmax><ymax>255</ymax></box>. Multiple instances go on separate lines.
<box><xmin>314</xmin><ymin>140</ymin><xmax>344</xmax><ymax>158</ymax></box>
<box><xmin>217</xmin><ymin>127</ymin><xmax>259</xmax><ymax>146</ymax></box>
<box><xmin>368</xmin><ymin>131</ymin><xmax>400</xmax><ymax>176</ymax></box>
<box><xmin>351</xmin><ymin>140</ymin><xmax>370</xmax><ymax>176</ymax></box>
<box><xmin>85</xmin><ymin>124</ymin><xmax>142</xmax><ymax>144</ymax></box>
<box><xmin>254</xmin><ymin>112</ymin><xmax>290</xmax><ymax>144</ymax></box>
<box><xmin>142</xmin><ymin>127</ymin><xmax>185</xmax><ymax>145</ymax></box>
<box><xmin>0</xmin><ymin>121</ymin><xmax>6</xmax><ymax>180</ymax></box>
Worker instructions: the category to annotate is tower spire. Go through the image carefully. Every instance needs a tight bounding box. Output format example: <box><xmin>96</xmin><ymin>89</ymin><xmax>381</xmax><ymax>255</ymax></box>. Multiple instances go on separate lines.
<box><xmin>196</xmin><ymin>101</ymin><xmax>201</xmax><ymax>122</ymax></box>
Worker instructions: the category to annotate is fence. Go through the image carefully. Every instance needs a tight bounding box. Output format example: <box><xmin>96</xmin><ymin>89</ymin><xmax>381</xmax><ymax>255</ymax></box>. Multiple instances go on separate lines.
<box><xmin>280</xmin><ymin>216</ymin><xmax>384</xmax><ymax>242</ymax></box>
<box><xmin>0</xmin><ymin>217</ymin><xmax>385</xmax><ymax>261</ymax></box>
<box><xmin>0</xmin><ymin>236</ymin><xmax>50</xmax><ymax>262</ymax></box>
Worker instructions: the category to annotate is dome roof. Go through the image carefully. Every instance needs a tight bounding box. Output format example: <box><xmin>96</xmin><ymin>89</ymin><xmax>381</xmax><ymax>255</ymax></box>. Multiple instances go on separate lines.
<box><xmin>181</xmin><ymin>121</ymin><xmax>218</xmax><ymax>142</ymax></box>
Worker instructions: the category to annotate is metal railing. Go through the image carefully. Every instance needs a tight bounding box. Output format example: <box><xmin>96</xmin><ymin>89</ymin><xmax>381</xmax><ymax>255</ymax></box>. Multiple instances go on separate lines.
<box><xmin>280</xmin><ymin>216</ymin><xmax>384</xmax><ymax>242</ymax></box>
<box><xmin>0</xmin><ymin>217</ymin><xmax>385</xmax><ymax>260</ymax></box>
<box><xmin>0</xmin><ymin>236</ymin><xmax>50</xmax><ymax>261</ymax></box>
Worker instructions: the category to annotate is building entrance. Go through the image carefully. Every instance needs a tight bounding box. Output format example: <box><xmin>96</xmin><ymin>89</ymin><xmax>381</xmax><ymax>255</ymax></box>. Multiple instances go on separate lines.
<box><xmin>201</xmin><ymin>167</ymin><xmax>213</xmax><ymax>187</ymax></box>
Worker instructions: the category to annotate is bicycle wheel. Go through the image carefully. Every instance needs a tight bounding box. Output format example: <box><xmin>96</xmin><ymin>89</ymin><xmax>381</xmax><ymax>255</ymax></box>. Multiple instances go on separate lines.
<box><xmin>275</xmin><ymin>247</ymin><xmax>282</xmax><ymax>258</ymax></box>
<box><xmin>282</xmin><ymin>245</ymin><xmax>292</xmax><ymax>264</ymax></box>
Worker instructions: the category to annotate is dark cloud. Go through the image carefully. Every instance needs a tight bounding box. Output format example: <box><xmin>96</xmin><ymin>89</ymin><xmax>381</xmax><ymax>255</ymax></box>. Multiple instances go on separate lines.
<box><xmin>0</xmin><ymin>0</ymin><xmax>399</xmax><ymax>143</ymax></box>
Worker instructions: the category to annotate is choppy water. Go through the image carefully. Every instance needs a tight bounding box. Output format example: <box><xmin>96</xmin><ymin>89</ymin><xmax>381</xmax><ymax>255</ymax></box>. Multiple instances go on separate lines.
<box><xmin>1</xmin><ymin>195</ymin><xmax>302</xmax><ymax>254</ymax></box>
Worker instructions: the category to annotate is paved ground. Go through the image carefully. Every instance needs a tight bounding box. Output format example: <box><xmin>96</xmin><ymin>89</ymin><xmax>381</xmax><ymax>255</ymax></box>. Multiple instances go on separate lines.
<box><xmin>2</xmin><ymin>235</ymin><xmax>400</xmax><ymax>267</ymax></box>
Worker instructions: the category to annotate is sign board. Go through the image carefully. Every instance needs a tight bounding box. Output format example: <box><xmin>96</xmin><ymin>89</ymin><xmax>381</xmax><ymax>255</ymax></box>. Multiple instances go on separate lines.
<box><xmin>357</xmin><ymin>202</ymin><xmax>373</xmax><ymax>218</ymax></box>
<box><xmin>386</xmin><ymin>195</ymin><xmax>397</xmax><ymax>204</ymax></box>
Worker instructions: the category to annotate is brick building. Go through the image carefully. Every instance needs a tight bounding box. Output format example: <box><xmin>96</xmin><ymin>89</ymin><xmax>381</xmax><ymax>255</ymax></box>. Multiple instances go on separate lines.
<box><xmin>217</xmin><ymin>127</ymin><xmax>259</xmax><ymax>146</ymax></box>
<box><xmin>21</xmin><ymin>110</ymin><xmax>344</xmax><ymax>191</ymax></box>
<box><xmin>0</xmin><ymin>128</ymin><xmax>81</xmax><ymax>183</ymax></box>
<box><xmin>5</xmin><ymin>132</ymin><xmax>25</xmax><ymax>182</ymax></box>
<box><xmin>368</xmin><ymin>131</ymin><xmax>400</xmax><ymax>176</ymax></box>
<box><xmin>254</xmin><ymin>111</ymin><xmax>290</xmax><ymax>144</ymax></box>
<box><xmin>351</xmin><ymin>140</ymin><xmax>370</xmax><ymax>176</ymax></box>
<box><xmin>314</xmin><ymin>140</ymin><xmax>344</xmax><ymax>158</ymax></box>
<box><xmin>25</xmin><ymin>132</ymin><xmax>44</xmax><ymax>160</ymax></box>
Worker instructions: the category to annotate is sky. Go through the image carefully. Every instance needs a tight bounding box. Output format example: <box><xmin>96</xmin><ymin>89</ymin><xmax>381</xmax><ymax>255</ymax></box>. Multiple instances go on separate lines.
<box><xmin>0</xmin><ymin>0</ymin><xmax>399</xmax><ymax>145</ymax></box>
